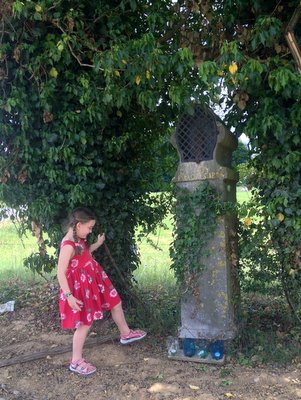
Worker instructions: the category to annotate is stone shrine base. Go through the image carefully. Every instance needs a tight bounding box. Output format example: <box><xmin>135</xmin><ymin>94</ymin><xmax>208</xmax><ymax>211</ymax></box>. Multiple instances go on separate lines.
<box><xmin>167</xmin><ymin>349</ymin><xmax>225</xmax><ymax>365</ymax></box>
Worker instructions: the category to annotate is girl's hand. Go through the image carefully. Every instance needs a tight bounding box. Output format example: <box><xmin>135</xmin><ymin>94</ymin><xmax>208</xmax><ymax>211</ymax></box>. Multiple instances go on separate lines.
<box><xmin>96</xmin><ymin>233</ymin><xmax>105</xmax><ymax>247</ymax></box>
<box><xmin>67</xmin><ymin>295</ymin><xmax>84</xmax><ymax>311</ymax></box>
<box><xmin>89</xmin><ymin>233</ymin><xmax>105</xmax><ymax>253</ymax></box>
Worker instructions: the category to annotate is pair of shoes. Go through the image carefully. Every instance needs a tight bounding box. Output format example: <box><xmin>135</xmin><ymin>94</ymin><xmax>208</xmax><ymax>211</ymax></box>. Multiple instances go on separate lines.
<box><xmin>120</xmin><ymin>329</ymin><xmax>147</xmax><ymax>345</ymax></box>
<box><xmin>69</xmin><ymin>358</ymin><xmax>96</xmax><ymax>375</ymax></box>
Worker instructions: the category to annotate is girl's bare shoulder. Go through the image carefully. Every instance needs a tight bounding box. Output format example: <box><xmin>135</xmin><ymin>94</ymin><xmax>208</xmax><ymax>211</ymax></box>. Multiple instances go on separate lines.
<box><xmin>61</xmin><ymin>236</ymin><xmax>76</xmax><ymax>250</ymax></box>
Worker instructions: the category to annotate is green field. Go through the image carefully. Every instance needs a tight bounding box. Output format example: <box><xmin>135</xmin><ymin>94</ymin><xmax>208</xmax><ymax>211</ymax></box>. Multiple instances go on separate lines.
<box><xmin>0</xmin><ymin>189</ymin><xmax>251</xmax><ymax>285</ymax></box>
<box><xmin>134</xmin><ymin>214</ymin><xmax>175</xmax><ymax>288</ymax></box>
<box><xmin>0</xmin><ymin>221</ymin><xmax>38</xmax><ymax>281</ymax></box>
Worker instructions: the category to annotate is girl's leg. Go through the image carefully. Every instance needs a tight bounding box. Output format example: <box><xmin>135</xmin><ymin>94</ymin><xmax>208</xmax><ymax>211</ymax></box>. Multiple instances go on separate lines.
<box><xmin>111</xmin><ymin>302</ymin><xmax>131</xmax><ymax>336</ymax></box>
<box><xmin>72</xmin><ymin>324</ymin><xmax>90</xmax><ymax>362</ymax></box>
<box><xmin>111</xmin><ymin>301</ymin><xmax>147</xmax><ymax>344</ymax></box>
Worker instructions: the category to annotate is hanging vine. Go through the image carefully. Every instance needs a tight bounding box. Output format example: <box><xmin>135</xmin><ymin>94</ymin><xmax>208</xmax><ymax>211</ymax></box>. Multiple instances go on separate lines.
<box><xmin>170</xmin><ymin>181</ymin><xmax>233</xmax><ymax>290</ymax></box>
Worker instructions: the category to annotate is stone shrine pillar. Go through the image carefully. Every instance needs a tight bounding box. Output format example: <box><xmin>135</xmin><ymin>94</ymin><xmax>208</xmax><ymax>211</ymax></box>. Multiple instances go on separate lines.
<box><xmin>171</xmin><ymin>106</ymin><xmax>239</xmax><ymax>343</ymax></box>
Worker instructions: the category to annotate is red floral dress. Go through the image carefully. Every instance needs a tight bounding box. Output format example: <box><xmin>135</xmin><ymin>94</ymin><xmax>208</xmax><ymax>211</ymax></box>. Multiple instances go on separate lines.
<box><xmin>59</xmin><ymin>239</ymin><xmax>121</xmax><ymax>329</ymax></box>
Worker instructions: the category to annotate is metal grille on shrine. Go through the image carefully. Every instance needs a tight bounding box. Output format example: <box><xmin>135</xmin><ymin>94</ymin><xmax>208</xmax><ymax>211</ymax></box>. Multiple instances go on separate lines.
<box><xmin>175</xmin><ymin>107</ymin><xmax>218</xmax><ymax>163</ymax></box>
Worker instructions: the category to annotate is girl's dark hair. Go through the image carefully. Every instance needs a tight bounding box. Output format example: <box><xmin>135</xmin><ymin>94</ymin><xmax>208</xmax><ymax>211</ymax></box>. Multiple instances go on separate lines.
<box><xmin>67</xmin><ymin>207</ymin><xmax>96</xmax><ymax>227</ymax></box>
<box><xmin>64</xmin><ymin>207</ymin><xmax>96</xmax><ymax>252</ymax></box>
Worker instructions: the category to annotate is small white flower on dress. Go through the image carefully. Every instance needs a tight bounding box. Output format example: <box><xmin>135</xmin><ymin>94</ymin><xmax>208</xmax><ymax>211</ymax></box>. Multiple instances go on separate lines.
<box><xmin>93</xmin><ymin>294</ymin><xmax>98</xmax><ymax>301</ymax></box>
<box><xmin>60</xmin><ymin>292</ymin><xmax>66</xmax><ymax>301</ymax></box>
<box><xmin>75</xmin><ymin>320</ymin><xmax>82</xmax><ymax>329</ymax></box>
<box><xmin>109</xmin><ymin>288</ymin><xmax>117</xmax><ymax>298</ymax></box>
<box><xmin>102</xmin><ymin>303</ymin><xmax>110</xmax><ymax>309</ymax></box>
<box><xmin>98</xmin><ymin>284</ymin><xmax>105</xmax><ymax>293</ymax></box>
<box><xmin>61</xmin><ymin>313</ymin><xmax>66</xmax><ymax>320</ymax></box>
<box><xmin>101</xmin><ymin>271</ymin><xmax>108</xmax><ymax>279</ymax></box>
<box><xmin>85</xmin><ymin>289</ymin><xmax>90</xmax><ymax>299</ymax></box>
<box><xmin>72</xmin><ymin>309</ymin><xmax>79</xmax><ymax>314</ymax></box>
<box><xmin>80</xmin><ymin>273</ymin><xmax>86</xmax><ymax>283</ymax></box>
<box><xmin>93</xmin><ymin>311</ymin><xmax>103</xmax><ymax>320</ymax></box>
<box><xmin>71</xmin><ymin>259</ymin><xmax>78</xmax><ymax>268</ymax></box>
<box><xmin>88</xmin><ymin>275</ymin><xmax>93</xmax><ymax>284</ymax></box>
<box><xmin>74</xmin><ymin>281</ymin><xmax>80</xmax><ymax>290</ymax></box>
<box><xmin>87</xmin><ymin>313</ymin><xmax>92</xmax><ymax>323</ymax></box>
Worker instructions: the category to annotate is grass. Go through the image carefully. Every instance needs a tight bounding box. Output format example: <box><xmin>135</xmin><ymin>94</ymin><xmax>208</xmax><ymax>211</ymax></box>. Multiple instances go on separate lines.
<box><xmin>134</xmin><ymin>214</ymin><xmax>175</xmax><ymax>289</ymax></box>
<box><xmin>0</xmin><ymin>220</ymin><xmax>42</xmax><ymax>282</ymax></box>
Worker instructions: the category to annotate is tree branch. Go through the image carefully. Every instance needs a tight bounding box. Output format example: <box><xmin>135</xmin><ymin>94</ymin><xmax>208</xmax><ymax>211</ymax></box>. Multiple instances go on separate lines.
<box><xmin>51</xmin><ymin>20</ymin><xmax>103</xmax><ymax>70</ymax></box>
<box><xmin>285</xmin><ymin>5</ymin><xmax>301</xmax><ymax>74</ymax></box>
<box><xmin>157</xmin><ymin>2</ymin><xmax>192</xmax><ymax>44</ymax></box>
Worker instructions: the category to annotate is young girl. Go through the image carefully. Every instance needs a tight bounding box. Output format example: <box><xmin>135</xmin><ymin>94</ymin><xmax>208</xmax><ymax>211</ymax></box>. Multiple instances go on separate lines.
<box><xmin>57</xmin><ymin>207</ymin><xmax>146</xmax><ymax>375</ymax></box>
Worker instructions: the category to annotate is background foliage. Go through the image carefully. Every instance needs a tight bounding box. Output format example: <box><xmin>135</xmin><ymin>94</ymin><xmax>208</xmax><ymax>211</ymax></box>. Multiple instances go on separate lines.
<box><xmin>1</xmin><ymin>0</ymin><xmax>301</xmax><ymax>315</ymax></box>
<box><xmin>1</xmin><ymin>0</ymin><xmax>199</xmax><ymax>287</ymax></box>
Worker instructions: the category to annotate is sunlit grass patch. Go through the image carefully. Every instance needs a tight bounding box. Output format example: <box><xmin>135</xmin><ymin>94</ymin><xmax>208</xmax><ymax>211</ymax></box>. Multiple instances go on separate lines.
<box><xmin>0</xmin><ymin>220</ymin><xmax>39</xmax><ymax>281</ymax></box>
<box><xmin>134</xmin><ymin>214</ymin><xmax>176</xmax><ymax>289</ymax></box>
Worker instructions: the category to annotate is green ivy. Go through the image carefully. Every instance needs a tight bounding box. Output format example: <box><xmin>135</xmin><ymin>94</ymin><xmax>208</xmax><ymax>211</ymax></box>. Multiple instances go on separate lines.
<box><xmin>0</xmin><ymin>0</ymin><xmax>195</xmax><ymax>287</ymax></box>
<box><xmin>170</xmin><ymin>182</ymin><xmax>233</xmax><ymax>287</ymax></box>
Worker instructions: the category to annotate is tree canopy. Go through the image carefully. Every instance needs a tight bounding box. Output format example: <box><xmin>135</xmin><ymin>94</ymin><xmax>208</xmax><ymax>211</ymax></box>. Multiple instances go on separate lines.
<box><xmin>1</xmin><ymin>1</ymin><xmax>301</xmax><ymax>301</ymax></box>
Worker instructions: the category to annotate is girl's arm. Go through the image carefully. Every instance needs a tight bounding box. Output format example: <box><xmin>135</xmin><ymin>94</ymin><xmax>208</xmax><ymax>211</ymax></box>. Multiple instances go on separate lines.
<box><xmin>57</xmin><ymin>244</ymin><xmax>83</xmax><ymax>311</ymax></box>
<box><xmin>57</xmin><ymin>245</ymin><xmax>74</xmax><ymax>294</ymax></box>
<box><xmin>90</xmin><ymin>233</ymin><xmax>105</xmax><ymax>253</ymax></box>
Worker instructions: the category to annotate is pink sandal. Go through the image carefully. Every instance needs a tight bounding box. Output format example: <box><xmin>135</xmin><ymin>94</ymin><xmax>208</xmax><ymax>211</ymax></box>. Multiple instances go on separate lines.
<box><xmin>120</xmin><ymin>329</ymin><xmax>147</xmax><ymax>344</ymax></box>
<box><xmin>69</xmin><ymin>358</ymin><xmax>96</xmax><ymax>375</ymax></box>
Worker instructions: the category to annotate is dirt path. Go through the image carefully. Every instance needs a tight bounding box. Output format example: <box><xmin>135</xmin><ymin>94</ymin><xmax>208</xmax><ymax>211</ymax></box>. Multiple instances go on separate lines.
<box><xmin>0</xmin><ymin>308</ymin><xmax>301</xmax><ymax>400</ymax></box>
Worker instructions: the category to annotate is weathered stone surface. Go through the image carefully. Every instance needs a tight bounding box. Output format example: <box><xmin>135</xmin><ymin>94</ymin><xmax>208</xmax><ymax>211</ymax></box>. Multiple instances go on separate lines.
<box><xmin>172</xmin><ymin>107</ymin><xmax>239</xmax><ymax>341</ymax></box>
